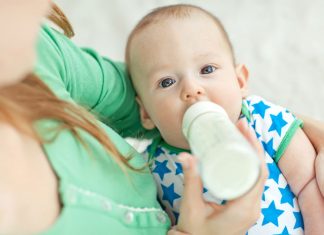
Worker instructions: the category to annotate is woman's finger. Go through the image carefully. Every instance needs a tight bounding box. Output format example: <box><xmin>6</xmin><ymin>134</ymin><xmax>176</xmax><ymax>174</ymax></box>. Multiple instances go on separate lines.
<box><xmin>177</xmin><ymin>152</ymin><xmax>204</xmax><ymax>231</ymax></box>
<box><xmin>222</xmin><ymin>164</ymin><xmax>266</xmax><ymax>230</ymax></box>
<box><xmin>236</xmin><ymin>118</ymin><xmax>263</xmax><ymax>156</ymax></box>
<box><xmin>224</xmin><ymin>119</ymin><xmax>269</xmax><ymax>225</ymax></box>
<box><xmin>236</xmin><ymin>118</ymin><xmax>268</xmax><ymax>186</ymax></box>
<box><xmin>178</xmin><ymin>153</ymin><xmax>204</xmax><ymax>209</ymax></box>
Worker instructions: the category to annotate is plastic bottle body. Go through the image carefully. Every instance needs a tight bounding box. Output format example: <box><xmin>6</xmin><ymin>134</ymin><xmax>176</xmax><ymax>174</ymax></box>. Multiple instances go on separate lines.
<box><xmin>182</xmin><ymin>101</ymin><xmax>260</xmax><ymax>200</ymax></box>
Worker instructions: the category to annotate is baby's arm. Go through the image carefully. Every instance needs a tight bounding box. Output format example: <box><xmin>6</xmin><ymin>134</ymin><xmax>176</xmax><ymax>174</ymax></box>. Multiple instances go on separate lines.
<box><xmin>299</xmin><ymin>115</ymin><xmax>324</xmax><ymax>196</ymax></box>
<box><xmin>278</xmin><ymin>128</ymin><xmax>324</xmax><ymax>235</ymax></box>
<box><xmin>315</xmin><ymin>151</ymin><xmax>324</xmax><ymax>196</ymax></box>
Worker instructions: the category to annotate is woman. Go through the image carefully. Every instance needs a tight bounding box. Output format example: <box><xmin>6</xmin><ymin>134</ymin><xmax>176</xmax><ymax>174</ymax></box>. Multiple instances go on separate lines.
<box><xmin>0</xmin><ymin>1</ymin><xmax>321</xmax><ymax>234</ymax></box>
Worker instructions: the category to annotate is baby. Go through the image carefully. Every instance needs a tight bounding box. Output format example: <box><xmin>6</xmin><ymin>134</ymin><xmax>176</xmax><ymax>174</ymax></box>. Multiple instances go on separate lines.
<box><xmin>126</xmin><ymin>4</ymin><xmax>324</xmax><ymax>235</ymax></box>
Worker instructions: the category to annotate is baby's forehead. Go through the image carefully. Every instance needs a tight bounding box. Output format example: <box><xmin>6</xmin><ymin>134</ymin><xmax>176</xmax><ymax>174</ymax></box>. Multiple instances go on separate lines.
<box><xmin>133</xmin><ymin>14</ymin><xmax>225</xmax><ymax>46</ymax></box>
<box><xmin>149</xmin><ymin>10</ymin><xmax>222</xmax><ymax>32</ymax></box>
<box><xmin>127</xmin><ymin>7</ymin><xmax>234</xmax><ymax>68</ymax></box>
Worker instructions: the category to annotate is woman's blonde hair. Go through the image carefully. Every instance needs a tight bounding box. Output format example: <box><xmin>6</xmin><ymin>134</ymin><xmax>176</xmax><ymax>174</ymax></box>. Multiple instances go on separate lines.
<box><xmin>0</xmin><ymin>3</ymin><xmax>138</xmax><ymax>170</ymax></box>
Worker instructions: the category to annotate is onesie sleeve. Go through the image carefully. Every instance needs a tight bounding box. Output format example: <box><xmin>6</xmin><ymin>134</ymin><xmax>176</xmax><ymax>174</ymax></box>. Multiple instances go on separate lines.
<box><xmin>242</xmin><ymin>95</ymin><xmax>303</xmax><ymax>163</ymax></box>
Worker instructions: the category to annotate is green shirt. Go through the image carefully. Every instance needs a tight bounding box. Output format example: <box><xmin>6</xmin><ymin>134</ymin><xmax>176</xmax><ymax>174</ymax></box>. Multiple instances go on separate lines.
<box><xmin>35</xmin><ymin>26</ymin><xmax>170</xmax><ymax>235</ymax></box>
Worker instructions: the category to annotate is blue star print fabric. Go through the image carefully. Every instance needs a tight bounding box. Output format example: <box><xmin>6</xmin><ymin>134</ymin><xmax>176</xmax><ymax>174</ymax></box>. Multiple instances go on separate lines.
<box><xmin>145</xmin><ymin>95</ymin><xmax>304</xmax><ymax>234</ymax></box>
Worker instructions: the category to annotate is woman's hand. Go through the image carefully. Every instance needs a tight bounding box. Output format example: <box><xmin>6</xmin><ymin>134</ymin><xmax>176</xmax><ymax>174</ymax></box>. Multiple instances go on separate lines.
<box><xmin>175</xmin><ymin>119</ymin><xmax>268</xmax><ymax>235</ymax></box>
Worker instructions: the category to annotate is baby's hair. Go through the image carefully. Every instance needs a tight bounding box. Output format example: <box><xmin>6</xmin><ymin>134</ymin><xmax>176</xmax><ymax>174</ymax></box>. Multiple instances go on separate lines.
<box><xmin>125</xmin><ymin>4</ymin><xmax>235</xmax><ymax>69</ymax></box>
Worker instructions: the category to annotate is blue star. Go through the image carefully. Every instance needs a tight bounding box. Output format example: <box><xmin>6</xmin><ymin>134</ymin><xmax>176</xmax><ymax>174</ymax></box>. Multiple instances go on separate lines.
<box><xmin>262</xmin><ymin>138</ymin><xmax>276</xmax><ymax>157</ymax></box>
<box><xmin>153</xmin><ymin>160</ymin><xmax>171</xmax><ymax>180</ymax></box>
<box><xmin>261</xmin><ymin>201</ymin><xmax>284</xmax><ymax>226</ymax></box>
<box><xmin>146</xmin><ymin>144</ymin><xmax>165</xmax><ymax>157</ymax></box>
<box><xmin>154</xmin><ymin>146</ymin><xmax>165</xmax><ymax>157</ymax></box>
<box><xmin>293</xmin><ymin>211</ymin><xmax>304</xmax><ymax>229</ymax></box>
<box><xmin>279</xmin><ymin>185</ymin><xmax>295</xmax><ymax>207</ymax></box>
<box><xmin>262</xmin><ymin>185</ymin><xmax>270</xmax><ymax>201</ymax></box>
<box><xmin>252</xmin><ymin>101</ymin><xmax>270</xmax><ymax>118</ymax></box>
<box><xmin>267</xmin><ymin>162</ymin><xmax>281</xmax><ymax>184</ymax></box>
<box><xmin>274</xmin><ymin>226</ymin><xmax>290</xmax><ymax>235</ymax></box>
<box><xmin>162</xmin><ymin>183</ymin><xmax>181</xmax><ymax>207</ymax></box>
<box><xmin>268</xmin><ymin>113</ymin><xmax>288</xmax><ymax>136</ymax></box>
<box><xmin>175</xmin><ymin>162</ymin><xmax>183</xmax><ymax>175</ymax></box>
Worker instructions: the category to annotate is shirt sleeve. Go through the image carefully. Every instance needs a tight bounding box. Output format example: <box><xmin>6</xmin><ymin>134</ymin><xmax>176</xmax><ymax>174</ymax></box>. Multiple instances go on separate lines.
<box><xmin>34</xmin><ymin>25</ymin><xmax>159</xmax><ymax>138</ymax></box>
<box><xmin>244</xmin><ymin>95</ymin><xmax>303</xmax><ymax>163</ymax></box>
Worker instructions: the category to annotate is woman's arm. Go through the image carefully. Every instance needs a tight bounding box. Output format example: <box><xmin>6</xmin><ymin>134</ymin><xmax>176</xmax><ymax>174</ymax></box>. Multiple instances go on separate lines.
<box><xmin>35</xmin><ymin>25</ymin><xmax>158</xmax><ymax>138</ymax></box>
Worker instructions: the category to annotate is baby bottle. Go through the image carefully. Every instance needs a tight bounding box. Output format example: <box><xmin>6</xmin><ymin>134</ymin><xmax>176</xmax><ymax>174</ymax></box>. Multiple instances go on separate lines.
<box><xmin>182</xmin><ymin>101</ymin><xmax>260</xmax><ymax>200</ymax></box>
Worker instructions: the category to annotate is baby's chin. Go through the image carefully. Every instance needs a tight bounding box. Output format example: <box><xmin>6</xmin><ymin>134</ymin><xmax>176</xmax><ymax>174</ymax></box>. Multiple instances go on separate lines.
<box><xmin>164</xmin><ymin>137</ymin><xmax>190</xmax><ymax>150</ymax></box>
<box><xmin>228</xmin><ymin>106</ymin><xmax>244</xmax><ymax>124</ymax></box>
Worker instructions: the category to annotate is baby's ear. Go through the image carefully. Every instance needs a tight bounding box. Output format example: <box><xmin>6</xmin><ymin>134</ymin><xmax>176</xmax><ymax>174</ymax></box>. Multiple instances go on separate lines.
<box><xmin>136</xmin><ymin>96</ymin><xmax>156</xmax><ymax>130</ymax></box>
<box><xmin>235</xmin><ymin>64</ymin><xmax>249</xmax><ymax>98</ymax></box>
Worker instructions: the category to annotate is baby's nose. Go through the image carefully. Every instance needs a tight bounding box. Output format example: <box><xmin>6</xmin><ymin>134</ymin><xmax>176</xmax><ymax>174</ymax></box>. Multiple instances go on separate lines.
<box><xmin>181</xmin><ymin>85</ymin><xmax>205</xmax><ymax>102</ymax></box>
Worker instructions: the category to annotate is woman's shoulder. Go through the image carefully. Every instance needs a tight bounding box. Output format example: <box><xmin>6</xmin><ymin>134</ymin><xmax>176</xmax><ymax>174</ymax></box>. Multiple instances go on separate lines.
<box><xmin>0</xmin><ymin>123</ymin><xmax>60</xmax><ymax>234</ymax></box>
<box><xmin>0</xmin><ymin>123</ymin><xmax>31</xmax><ymax>158</ymax></box>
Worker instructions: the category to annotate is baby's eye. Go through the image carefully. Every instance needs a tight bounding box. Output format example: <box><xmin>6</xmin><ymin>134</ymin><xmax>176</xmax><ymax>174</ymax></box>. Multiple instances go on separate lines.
<box><xmin>201</xmin><ymin>65</ymin><xmax>217</xmax><ymax>74</ymax></box>
<box><xmin>159</xmin><ymin>77</ymin><xmax>176</xmax><ymax>88</ymax></box>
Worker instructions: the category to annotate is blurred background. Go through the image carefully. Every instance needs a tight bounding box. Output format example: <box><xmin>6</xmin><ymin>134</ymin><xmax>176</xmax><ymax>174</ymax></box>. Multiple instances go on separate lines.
<box><xmin>56</xmin><ymin>0</ymin><xmax>324</xmax><ymax>121</ymax></box>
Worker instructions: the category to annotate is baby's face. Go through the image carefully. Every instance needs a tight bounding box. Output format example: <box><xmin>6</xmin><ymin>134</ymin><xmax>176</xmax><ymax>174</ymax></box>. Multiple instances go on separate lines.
<box><xmin>129</xmin><ymin>12</ymin><xmax>248</xmax><ymax>149</ymax></box>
